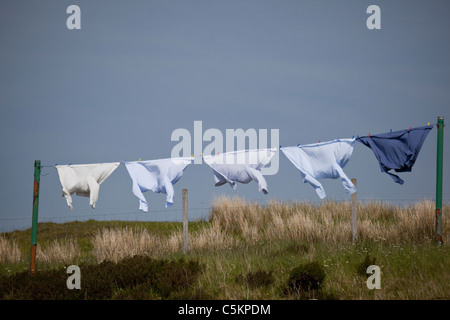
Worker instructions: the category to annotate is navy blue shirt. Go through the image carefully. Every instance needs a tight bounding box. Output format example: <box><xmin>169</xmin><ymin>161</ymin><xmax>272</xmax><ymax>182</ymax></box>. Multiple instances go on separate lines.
<box><xmin>357</xmin><ymin>125</ymin><xmax>433</xmax><ymax>184</ymax></box>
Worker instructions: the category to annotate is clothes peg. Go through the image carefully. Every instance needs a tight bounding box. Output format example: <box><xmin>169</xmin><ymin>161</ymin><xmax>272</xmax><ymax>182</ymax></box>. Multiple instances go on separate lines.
<box><xmin>409</xmin><ymin>126</ymin><xmax>411</xmax><ymax>130</ymax></box>
<box><xmin>279</xmin><ymin>145</ymin><xmax>282</xmax><ymax>149</ymax></box>
<box><xmin>390</xmin><ymin>129</ymin><xmax>392</xmax><ymax>133</ymax></box>
<box><xmin>368</xmin><ymin>133</ymin><xmax>371</xmax><ymax>137</ymax></box>
<box><xmin>297</xmin><ymin>144</ymin><xmax>301</xmax><ymax>148</ymax></box>
<box><xmin>428</xmin><ymin>122</ymin><xmax>430</xmax><ymax>126</ymax></box>
<box><xmin>138</xmin><ymin>158</ymin><xmax>141</xmax><ymax>162</ymax></box>
<box><xmin>318</xmin><ymin>140</ymin><xmax>321</xmax><ymax>143</ymax></box>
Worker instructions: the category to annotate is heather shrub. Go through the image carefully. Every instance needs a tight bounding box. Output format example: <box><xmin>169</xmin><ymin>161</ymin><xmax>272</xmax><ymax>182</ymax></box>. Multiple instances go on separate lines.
<box><xmin>356</xmin><ymin>254</ymin><xmax>377</xmax><ymax>277</ymax></box>
<box><xmin>0</xmin><ymin>255</ymin><xmax>202</xmax><ymax>300</ymax></box>
<box><xmin>235</xmin><ymin>269</ymin><xmax>274</xmax><ymax>288</ymax></box>
<box><xmin>286</xmin><ymin>262</ymin><xmax>326</xmax><ymax>293</ymax></box>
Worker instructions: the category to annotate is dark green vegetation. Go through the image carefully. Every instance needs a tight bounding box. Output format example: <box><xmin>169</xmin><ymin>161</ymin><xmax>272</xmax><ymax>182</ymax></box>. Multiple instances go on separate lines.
<box><xmin>0</xmin><ymin>256</ymin><xmax>202</xmax><ymax>300</ymax></box>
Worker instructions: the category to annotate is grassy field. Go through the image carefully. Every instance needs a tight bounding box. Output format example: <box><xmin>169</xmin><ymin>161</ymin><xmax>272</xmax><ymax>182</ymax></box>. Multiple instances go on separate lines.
<box><xmin>0</xmin><ymin>197</ymin><xmax>449</xmax><ymax>300</ymax></box>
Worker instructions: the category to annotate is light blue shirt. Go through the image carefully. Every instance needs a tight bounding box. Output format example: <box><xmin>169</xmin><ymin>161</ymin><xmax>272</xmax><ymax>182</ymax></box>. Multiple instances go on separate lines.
<box><xmin>281</xmin><ymin>138</ymin><xmax>356</xmax><ymax>199</ymax></box>
<box><xmin>124</xmin><ymin>157</ymin><xmax>193</xmax><ymax>212</ymax></box>
<box><xmin>203</xmin><ymin>149</ymin><xmax>277</xmax><ymax>194</ymax></box>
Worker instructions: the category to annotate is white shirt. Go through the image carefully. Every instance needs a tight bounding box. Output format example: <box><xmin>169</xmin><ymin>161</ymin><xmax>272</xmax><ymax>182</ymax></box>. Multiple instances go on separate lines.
<box><xmin>123</xmin><ymin>157</ymin><xmax>193</xmax><ymax>212</ymax></box>
<box><xmin>55</xmin><ymin>162</ymin><xmax>121</xmax><ymax>209</ymax></box>
<box><xmin>281</xmin><ymin>138</ymin><xmax>356</xmax><ymax>199</ymax></box>
<box><xmin>203</xmin><ymin>148</ymin><xmax>277</xmax><ymax>194</ymax></box>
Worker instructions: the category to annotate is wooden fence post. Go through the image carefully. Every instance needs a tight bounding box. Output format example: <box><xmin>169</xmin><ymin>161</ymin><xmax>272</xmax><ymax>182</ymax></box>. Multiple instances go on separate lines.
<box><xmin>183</xmin><ymin>189</ymin><xmax>189</xmax><ymax>253</ymax></box>
<box><xmin>351</xmin><ymin>178</ymin><xmax>358</xmax><ymax>242</ymax></box>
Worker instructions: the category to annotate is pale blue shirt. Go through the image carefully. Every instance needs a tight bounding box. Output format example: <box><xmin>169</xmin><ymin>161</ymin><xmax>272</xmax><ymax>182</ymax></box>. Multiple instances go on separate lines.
<box><xmin>203</xmin><ymin>148</ymin><xmax>277</xmax><ymax>194</ymax></box>
<box><xmin>281</xmin><ymin>138</ymin><xmax>356</xmax><ymax>199</ymax></box>
<box><xmin>124</xmin><ymin>157</ymin><xmax>193</xmax><ymax>212</ymax></box>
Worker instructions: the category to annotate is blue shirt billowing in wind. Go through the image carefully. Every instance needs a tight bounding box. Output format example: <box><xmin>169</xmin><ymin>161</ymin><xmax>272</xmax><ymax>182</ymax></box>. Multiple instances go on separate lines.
<box><xmin>281</xmin><ymin>138</ymin><xmax>357</xmax><ymax>199</ymax></box>
<box><xmin>356</xmin><ymin>125</ymin><xmax>433</xmax><ymax>184</ymax></box>
<box><xmin>123</xmin><ymin>157</ymin><xmax>193</xmax><ymax>212</ymax></box>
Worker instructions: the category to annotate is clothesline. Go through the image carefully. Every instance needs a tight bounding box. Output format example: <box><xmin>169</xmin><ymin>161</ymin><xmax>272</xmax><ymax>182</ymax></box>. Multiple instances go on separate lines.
<box><xmin>41</xmin><ymin>124</ymin><xmax>434</xmax><ymax>167</ymax></box>
<box><xmin>43</xmin><ymin>124</ymin><xmax>433</xmax><ymax>212</ymax></box>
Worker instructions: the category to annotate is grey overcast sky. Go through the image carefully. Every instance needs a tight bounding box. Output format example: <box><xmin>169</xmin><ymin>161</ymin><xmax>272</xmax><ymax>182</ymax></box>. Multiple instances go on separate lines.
<box><xmin>1</xmin><ymin>0</ymin><xmax>449</xmax><ymax>232</ymax></box>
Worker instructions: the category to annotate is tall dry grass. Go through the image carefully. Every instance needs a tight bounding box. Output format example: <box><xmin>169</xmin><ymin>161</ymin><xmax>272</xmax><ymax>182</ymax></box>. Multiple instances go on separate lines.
<box><xmin>37</xmin><ymin>238</ymin><xmax>81</xmax><ymax>264</ymax></box>
<box><xmin>93</xmin><ymin>227</ymin><xmax>161</xmax><ymax>263</ymax></box>
<box><xmin>0</xmin><ymin>236</ymin><xmax>22</xmax><ymax>263</ymax></box>
<box><xmin>90</xmin><ymin>196</ymin><xmax>446</xmax><ymax>262</ymax></box>
<box><xmin>0</xmin><ymin>236</ymin><xmax>80</xmax><ymax>264</ymax></box>
<box><xmin>93</xmin><ymin>221</ymin><xmax>237</xmax><ymax>263</ymax></box>
<box><xmin>209</xmin><ymin>196</ymin><xmax>442</xmax><ymax>244</ymax></box>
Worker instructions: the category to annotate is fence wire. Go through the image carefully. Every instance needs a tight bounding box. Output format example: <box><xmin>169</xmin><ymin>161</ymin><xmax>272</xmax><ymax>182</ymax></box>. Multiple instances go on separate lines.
<box><xmin>1</xmin><ymin>195</ymin><xmax>449</xmax><ymax>234</ymax></box>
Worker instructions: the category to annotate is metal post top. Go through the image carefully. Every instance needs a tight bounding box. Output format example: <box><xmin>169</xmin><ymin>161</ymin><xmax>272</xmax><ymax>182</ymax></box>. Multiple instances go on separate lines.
<box><xmin>437</xmin><ymin>116</ymin><xmax>444</xmax><ymax>121</ymax></box>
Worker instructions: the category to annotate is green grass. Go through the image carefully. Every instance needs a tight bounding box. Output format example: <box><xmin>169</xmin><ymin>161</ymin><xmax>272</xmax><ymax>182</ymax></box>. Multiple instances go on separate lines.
<box><xmin>181</xmin><ymin>240</ymin><xmax>449</xmax><ymax>300</ymax></box>
<box><xmin>1</xmin><ymin>199</ymin><xmax>449</xmax><ymax>300</ymax></box>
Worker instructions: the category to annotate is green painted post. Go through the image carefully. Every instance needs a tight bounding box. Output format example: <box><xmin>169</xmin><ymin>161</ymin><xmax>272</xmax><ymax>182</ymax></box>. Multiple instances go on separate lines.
<box><xmin>30</xmin><ymin>160</ymin><xmax>41</xmax><ymax>274</ymax></box>
<box><xmin>435</xmin><ymin>117</ymin><xmax>444</xmax><ymax>246</ymax></box>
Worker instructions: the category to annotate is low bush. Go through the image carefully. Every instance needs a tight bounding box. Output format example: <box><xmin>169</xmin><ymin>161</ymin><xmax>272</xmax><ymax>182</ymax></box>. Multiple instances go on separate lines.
<box><xmin>0</xmin><ymin>255</ymin><xmax>202</xmax><ymax>300</ymax></box>
<box><xmin>356</xmin><ymin>254</ymin><xmax>377</xmax><ymax>277</ymax></box>
<box><xmin>235</xmin><ymin>269</ymin><xmax>274</xmax><ymax>288</ymax></box>
<box><xmin>285</xmin><ymin>261</ymin><xmax>326</xmax><ymax>294</ymax></box>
